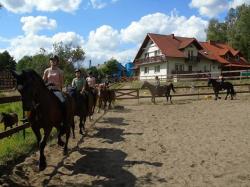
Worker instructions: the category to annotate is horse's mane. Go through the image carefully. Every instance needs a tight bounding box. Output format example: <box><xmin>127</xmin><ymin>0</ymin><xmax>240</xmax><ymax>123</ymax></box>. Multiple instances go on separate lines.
<box><xmin>23</xmin><ymin>69</ymin><xmax>46</xmax><ymax>88</ymax></box>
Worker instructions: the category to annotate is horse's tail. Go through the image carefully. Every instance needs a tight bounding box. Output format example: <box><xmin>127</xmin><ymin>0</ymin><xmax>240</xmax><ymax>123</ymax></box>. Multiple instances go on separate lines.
<box><xmin>170</xmin><ymin>83</ymin><xmax>176</xmax><ymax>93</ymax></box>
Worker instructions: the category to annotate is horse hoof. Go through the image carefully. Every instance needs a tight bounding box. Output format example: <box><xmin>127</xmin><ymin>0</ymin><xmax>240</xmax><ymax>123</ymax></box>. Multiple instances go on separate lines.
<box><xmin>79</xmin><ymin>130</ymin><xmax>84</xmax><ymax>135</ymax></box>
<box><xmin>63</xmin><ymin>149</ymin><xmax>68</xmax><ymax>155</ymax></box>
<box><xmin>39</xmin><ymin>161</ymin><xmax>47</xmax><ymax>171</ymax></box>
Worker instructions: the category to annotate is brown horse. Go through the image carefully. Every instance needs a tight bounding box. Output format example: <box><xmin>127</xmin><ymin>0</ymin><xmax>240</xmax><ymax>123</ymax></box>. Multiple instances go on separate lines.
<box><xmin>11</xmin><ymin>69</ymin><xmax>74</xmax><ymax>171</ymax></box>
<box><xmin>141</xmin><ymin>81</ymin><xmax>176</xmax><ymax>104</ymax></box>
<box><xmin>66</xmin><ymin>82</ymin><xmax>97</xmax><ymax>134</ymax></box>
<box><xmin>97</xmin><ymin>84</ymin><xmax>116</xmax><ymax>112</ymax></box>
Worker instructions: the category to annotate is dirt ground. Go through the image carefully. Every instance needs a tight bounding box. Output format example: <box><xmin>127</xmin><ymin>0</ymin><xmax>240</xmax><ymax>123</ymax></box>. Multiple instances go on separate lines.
<box><xmin>1</xmin><ymin>95</ymin><xmax>250</xmax><ymax>187</ymax></box>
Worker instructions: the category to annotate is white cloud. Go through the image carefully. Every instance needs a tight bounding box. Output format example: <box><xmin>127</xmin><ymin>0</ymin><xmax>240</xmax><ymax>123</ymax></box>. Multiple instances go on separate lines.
<box><xmin>229</xmin><ymin>0</ymin><xmax>250</xmax><ymax>8</ymax></box>
<box><xmin>189</xmin><ymin>0</ymin><xmax>228</xmax><ymax>18</ymax></box>
<box><xmin>90</xmin><ymin>0</ymin><xmax>107</xmax><ymax>9</ymax></box>
<box><xmin>189</xmin><ymin>0</ymin><xmax>250</xmax><ymax>17</ymax></box>
<box><xmin>0</xmin><ymin>0</ymin><xmax>82</xmax><ymax>13</ymax></box>
<box><xmin>21</xmin><ymin>16</ymin><xmax>57</xmax><ymax>34</ymax></box>
<box><xmin>121</xmin><ymin>12</ymin><xmax>208</xmax><ymax>43</ymax></box>
<box><xmin>86</xmin><ymin>25</ymin><xmax>120</xmax><ymax>51</ymax></box>
<box><xmin>6</xmin><ymin>32</ymin><xmax>84</xmax><ymax>60</ymax></box>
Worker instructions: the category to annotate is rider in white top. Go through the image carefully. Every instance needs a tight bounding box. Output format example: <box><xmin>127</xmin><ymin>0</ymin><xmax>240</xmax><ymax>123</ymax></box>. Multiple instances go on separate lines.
<box><xmin>86</xmin><ymin>72</ymin><xmax>96</xmax><ymax>88</ymax></box>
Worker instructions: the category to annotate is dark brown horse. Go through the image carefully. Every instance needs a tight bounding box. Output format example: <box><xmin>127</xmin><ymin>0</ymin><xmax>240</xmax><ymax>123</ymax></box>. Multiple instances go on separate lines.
<box><xmin>141</xmin><ymin>81</ymin><xmax>176</xmax><ymax>104</ymax></box>
<box><xmin>11</xmin><ymin>69</ymin><xmax>74</xmax><ymax>171</ymax></box>
<box><xmin>66</xmin><ymin>83</ymin><xmax>94</xmax><ymax>135</ymax></box>
<box><xmin>97</xmin><ymin>84</ymin><xmax>116</xmax><ymax>112</ymax></box>
<box><xmin>208</xmin><ymin>78</ymin><xmax>236</xmax><ymax>100</ymax></box>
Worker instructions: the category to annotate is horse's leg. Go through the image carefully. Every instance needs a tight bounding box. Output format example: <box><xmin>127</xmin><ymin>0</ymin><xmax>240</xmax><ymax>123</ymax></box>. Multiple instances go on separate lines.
<box><xmin>97</xmin><ymin>97</ymin><xmax>101</xmax><ymax>113</ymax></box>
<box><xmin>31</xmin><ymin>125</ymin><xmax>41</xmax><ymax>146</ymax></box>
<box><xmin>79</xmin><ymin>114</ymin><xmax>84</xmax><ymax>135</ymax></box>
<box><xmin>225</xmin><ymin>89</ymin><xmax>229</xmax><ymax>100</ymax></box>
<box><xmin>39</xmin><ymin>126</ymin><xmax>52</xmax><ymax>171</ymax></box>
<box><xmin>63</xmin><ymin>124</ymin><xmax>70</xmax><ymax>155</ymax></box>
<box><xmin>57</xmin><ymin>126</ymin><xmax>65</xmax><ymax>147</ymax></box>
<box><xmin>165</xmin><ymin>93</ymin><xmax>168</xmax><ymax>103</ymax></box>
<box><xmin>71</xmin><ymin>117</ymin><xmax>75</xmax><ymax>139</ymax></box>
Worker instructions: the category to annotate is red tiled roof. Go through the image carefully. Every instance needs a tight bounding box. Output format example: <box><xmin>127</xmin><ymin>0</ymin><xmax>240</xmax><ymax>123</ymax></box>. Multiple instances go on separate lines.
<box><xmin>134</xmin><ymin>33</ymin><xmax>250</xmax><ymax>68</ymax></box>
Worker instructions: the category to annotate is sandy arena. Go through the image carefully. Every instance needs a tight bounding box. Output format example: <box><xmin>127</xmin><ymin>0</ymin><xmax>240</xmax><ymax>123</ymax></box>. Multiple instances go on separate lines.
<box><xmin>1</xmin><ymin>96</ymin><xmax>250</xmax><ymax>187</ymax></box>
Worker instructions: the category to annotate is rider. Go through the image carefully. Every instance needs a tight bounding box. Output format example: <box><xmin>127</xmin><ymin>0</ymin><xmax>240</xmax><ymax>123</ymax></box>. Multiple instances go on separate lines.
<box><xmin>218</xmin><ymin>75</ymin><xmax>225</xmax><ymax>88</ymax></box>
<box><xmin>155</xmin><ymin>76</ymin><xmax>160</xmax><ymax>93</ymax></box>
<box><xmin>86</xmin><ymin>71</ymin><xmax>96</xmax><ymax>90</ymax></box>
<box><xmin>72</xmin><ymin>69</ymin><xmax>86</xmax><ymax>94</ymax></box>
<box><xmin>86</xmin><ymin>71</ymin><xmax>96</xmax><ymax>118</ymax></box>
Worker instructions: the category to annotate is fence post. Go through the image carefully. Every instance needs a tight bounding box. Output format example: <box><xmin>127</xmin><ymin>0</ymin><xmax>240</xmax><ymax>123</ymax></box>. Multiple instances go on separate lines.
<box><xmin>197</xmin><ymin>86</ymin><xmax>200</xmax><ymax>100</ymax></box>
<box><xmin>137</xmin><ymin>89</ymin><xmax>140</xmax><ymax>104</ymax></box>
<box><xmin>22</xmin><ymin>108</ymin><xmax>26</xmax><ymax>139</ymax></box>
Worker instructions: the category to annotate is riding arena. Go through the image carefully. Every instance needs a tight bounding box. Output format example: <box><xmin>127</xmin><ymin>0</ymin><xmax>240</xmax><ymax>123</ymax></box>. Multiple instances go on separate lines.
<box><xmin>1</xmin><ymin>69</ymin><xmax>250</xmax><ymax>186</ymax></box>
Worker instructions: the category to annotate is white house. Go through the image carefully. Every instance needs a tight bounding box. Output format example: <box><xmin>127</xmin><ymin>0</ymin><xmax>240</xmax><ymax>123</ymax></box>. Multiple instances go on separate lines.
<box><xmin>133</xmin><ymin>33</ymin><xmax>250</xmax><ymax>80</ymax></box>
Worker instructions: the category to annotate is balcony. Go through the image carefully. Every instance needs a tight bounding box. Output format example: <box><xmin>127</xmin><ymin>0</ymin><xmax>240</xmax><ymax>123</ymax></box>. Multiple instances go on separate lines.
<box><xmin>134</xmin><ymin>55</ymin><xmax>167</xmax><ymax>65</ymax></box>
<box><xmin>185</xmin><ymin>56</ymin><xmax>200</xmax><ymax>63</ymax></box>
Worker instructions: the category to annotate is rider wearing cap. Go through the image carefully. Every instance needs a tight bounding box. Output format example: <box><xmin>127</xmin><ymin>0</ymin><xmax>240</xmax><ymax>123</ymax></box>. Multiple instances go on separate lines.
<box><xmin>72</xmin><ymin>69</ymin><xmax>86</xmax><ymax>94</ymax></box>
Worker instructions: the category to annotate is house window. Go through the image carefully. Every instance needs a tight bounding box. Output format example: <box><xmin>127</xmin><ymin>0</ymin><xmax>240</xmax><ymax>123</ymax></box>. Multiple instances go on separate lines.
<box><xmin>154</xmin><ymin>65</ymin><xmax>160</xmax><ymax>73</ymax></box>
<box><xmin>204</xmin><ymin>65</ymin><xmax>207</xmax><ymax>72</ymax></box>
<box><xmin>188</xmin><ymin>65</ymin><xmax>192</xmax><ymax>72</ymax></box>
<box><xmin>144</xmin><ymin>53</ymin><xmax>149</xmax><ymax>58</ymax></box>
<box><xmin>188</xmin><ymin>50</ymin><xmax>194</xmax><ymax>59</ymax></box>
<box><xmin>154</xmin><ymin>50</ymin><xmax>161</xmax><ymax>56</ymax></box>
<box><xmin>235</xmin><ymin>55</ymin><xmax>240</xmax><ymax>61</ymax></box>
<box><xmin>175</xmin><ymin>64</ymin><xmax>184</xmax><ymax>72</ymax></box>
<box><xmin>144</xmin><ymin>67</ymin><xmax>149</xmax><ymax>74</ymax></box>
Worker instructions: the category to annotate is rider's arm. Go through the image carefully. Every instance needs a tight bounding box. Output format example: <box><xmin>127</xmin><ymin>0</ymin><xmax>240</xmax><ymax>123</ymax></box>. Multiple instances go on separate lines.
<box><xmin>43</xmin><ymin>69</ymin><xmax>49</xmax><ymax>82</ymax></box>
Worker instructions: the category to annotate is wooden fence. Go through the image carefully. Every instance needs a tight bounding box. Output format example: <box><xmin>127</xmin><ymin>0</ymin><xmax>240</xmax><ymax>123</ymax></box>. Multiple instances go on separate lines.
<box><xmin>113</xmin><ymin>83</ymin><xmax>250</xmax><ymax>99</ymax></box>
<box><xmin>0</xmin><ymin>97</ymin><xmax>29</xmax><ymax>140</ymax></box>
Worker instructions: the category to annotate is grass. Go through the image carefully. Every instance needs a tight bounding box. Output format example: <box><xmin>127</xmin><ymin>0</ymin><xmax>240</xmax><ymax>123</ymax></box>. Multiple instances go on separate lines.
<box><xmin>0</xmin><ymin>102</ymin><xmax>38</xmax><ymax>165</ymax></box>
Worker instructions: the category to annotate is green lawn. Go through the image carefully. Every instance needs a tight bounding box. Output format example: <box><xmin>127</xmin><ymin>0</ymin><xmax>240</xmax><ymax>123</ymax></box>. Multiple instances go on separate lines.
<box><xmin>0</xmin><ymin>102</ymin><xmax>38</xmax><ymax>165</ymax></box>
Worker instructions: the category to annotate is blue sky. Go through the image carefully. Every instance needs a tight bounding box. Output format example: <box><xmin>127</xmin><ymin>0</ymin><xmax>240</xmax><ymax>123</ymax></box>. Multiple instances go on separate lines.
<box><xmin>0</xmin><ymin>0</ymin><xmax>249</xmax><ymax>66</ymax></box>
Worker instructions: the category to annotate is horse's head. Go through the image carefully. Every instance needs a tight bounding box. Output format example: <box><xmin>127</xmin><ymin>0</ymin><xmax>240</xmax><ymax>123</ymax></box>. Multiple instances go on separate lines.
<box><xmin>11</xmin><ymin>69</ymin><xmax>43</xmax><ymax>112</ymax></box>
<box><xmin>141</xmin><ymin>81</ymin><xmax>148</xmax><ymax>89</ymax></box>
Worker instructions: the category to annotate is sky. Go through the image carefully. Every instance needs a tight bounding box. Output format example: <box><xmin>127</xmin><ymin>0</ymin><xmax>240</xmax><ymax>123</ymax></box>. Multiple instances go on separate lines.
<box><xmin>0</xmin><ymin>0</ymin><xmax>250</xmax><ymax>67</ymax></box>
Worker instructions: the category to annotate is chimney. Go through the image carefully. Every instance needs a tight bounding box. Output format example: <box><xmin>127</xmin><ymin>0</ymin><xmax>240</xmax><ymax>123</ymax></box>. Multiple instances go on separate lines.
<box><xmin>89</xmin><ymin>60</ymin><xmax>92</xmax><ymax>68</ymax></box>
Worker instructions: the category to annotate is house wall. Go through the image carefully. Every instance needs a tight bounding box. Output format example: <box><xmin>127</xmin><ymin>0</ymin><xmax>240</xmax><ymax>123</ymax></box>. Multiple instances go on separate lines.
<box><xmin>140</xmin><ymin>63</ymin><xmax>167</xmax><ymax>80</ymax></box>
<box><xmin>139</xmin><ymin>57</ymin><xmax>221</xmax><ymax>80</ymax></box>
<box><xmin>140</xmin><ymin>39</ymin><xmax>162</xmax><ymax>59</ymax></box>
<box><xmin>183</xmin><ymin>44</ymin><xmax>199</xmax><ymax>56</ymax></box>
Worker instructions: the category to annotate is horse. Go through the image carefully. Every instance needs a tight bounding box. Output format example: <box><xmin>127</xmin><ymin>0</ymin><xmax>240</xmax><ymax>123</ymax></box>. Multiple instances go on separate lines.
<box><xmin>208</xmin><ymin>78</ymin><xmax>236</xmax><ymax>100</ymax></box>
<box><xmin>11</xmin><ymin>69</ymin><xmax>74</xmax><ymax>171</ymax></box>
<box><xmin>141</xmin><ymin>81</ymin><xmax>176</xmax><ymax>104</ymax></box>
<box><xmin>66</xmin><ymin>82</ymin><xmax>97</xmax><ymax>134</ymax></box>
<box><xmin>97</xmin><ymin>84</ymin><xmax>116</xmax><ymax>112</ymax></box>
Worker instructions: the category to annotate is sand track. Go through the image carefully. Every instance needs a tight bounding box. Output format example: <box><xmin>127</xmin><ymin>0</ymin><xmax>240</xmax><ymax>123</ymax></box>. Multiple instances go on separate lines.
<box><xmin>1</xmin><ymin>97</ymin><xmax>250</xmax><ymax>186</ymax></box>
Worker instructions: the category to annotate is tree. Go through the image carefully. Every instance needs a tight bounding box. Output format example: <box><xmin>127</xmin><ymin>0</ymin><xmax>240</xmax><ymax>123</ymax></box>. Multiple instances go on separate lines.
<box><xmin>206</xmin><ymin>4</ymin><xmax>250</xmax><ymax>61</ymax></box>
<box><xmin>52</xmin><ymin>42</ymin><xmax>86</xmax><ymax>85</ymax></box>
<box><xmin>227</xmin><ymin>4</ymin><xmax>250</xmax><ymax>61</ymax></box>
<box><xmin>101</xmin><ymin>58</ymin><xmax>119</xmax><ymax>76</ymax></box>
<box><xmin>206</xmin><ymin>19</ymin><xmax>228</xmax><ymax>42</ymax></box>
<box><xmin>0</xmin><ymin>51</ymin><xmax>16</xmax><ymax>70</ymax></box>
